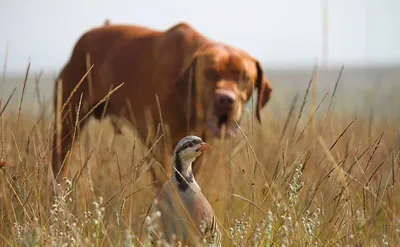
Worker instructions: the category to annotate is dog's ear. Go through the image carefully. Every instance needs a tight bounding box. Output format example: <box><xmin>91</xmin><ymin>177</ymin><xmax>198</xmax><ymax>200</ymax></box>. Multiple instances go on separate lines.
<box><xmin>255</xmin><ymin>60</ymin><xmax>273</xmax><ymax>123</ymax></box>
<box><xmin>175</xmin><ymin>56</ymin><xmax>198</xmax><ymax>103</ymax></box>
<box><xmin>174</xmin><ymin>56</ymin><xmax>199</xmax><ymax>133</ymax></box>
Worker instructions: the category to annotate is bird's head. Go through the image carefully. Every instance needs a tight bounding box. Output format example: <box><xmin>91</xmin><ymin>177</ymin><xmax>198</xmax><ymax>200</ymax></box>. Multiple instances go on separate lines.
<box><xmin>174</xmin><ymin>136</ymin><xmax>212</xmax><ymax>163</ymax></box>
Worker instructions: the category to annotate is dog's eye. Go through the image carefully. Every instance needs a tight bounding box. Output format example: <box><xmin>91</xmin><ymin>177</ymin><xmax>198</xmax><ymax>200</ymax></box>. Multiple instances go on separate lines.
<box><xmin>205</xmin><ymin>69</ymin><xmax>219</xmax><ymax>81</ymax></box>
<box><xmin>237</xmin><ymin>73</ymin><xmax>250</xmax><ymax>89</ymax></box>
<box><xmin>241</xmin><ymin>73</ymin><xmax>250</xmax><ymax>82</ymax></box>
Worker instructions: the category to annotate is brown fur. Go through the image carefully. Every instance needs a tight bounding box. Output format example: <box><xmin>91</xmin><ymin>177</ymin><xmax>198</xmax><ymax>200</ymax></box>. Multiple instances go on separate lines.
<box><xmin>51</xmin><ymin>22</ymin><xmax>273</xmax><ymax>187</ymax></box>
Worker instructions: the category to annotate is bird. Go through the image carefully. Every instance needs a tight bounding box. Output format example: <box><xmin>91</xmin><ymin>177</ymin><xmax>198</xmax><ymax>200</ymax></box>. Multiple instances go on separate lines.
<box><xmin>148</xmin><ymin>135</ymin><xmax>221</xmax><ymax>246</ymax></box>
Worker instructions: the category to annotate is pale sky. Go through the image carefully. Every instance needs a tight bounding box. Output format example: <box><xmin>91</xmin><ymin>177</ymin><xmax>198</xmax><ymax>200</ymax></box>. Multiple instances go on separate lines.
<box><xmin>1</xmin><ymin>0</ymin><xmax>399</xmax><ymax>74</ymax></box>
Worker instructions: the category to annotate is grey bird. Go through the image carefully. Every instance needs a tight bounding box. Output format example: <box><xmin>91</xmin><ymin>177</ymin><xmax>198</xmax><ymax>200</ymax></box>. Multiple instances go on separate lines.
<box><xmin>149</xmin><ymin>135</ymin><xmax>221</xmax><ymax>246</ymax></box>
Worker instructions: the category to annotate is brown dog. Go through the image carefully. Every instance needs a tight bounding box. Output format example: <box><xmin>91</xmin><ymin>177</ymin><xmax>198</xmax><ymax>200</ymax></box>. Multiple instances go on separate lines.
<box><xmin>52</xmin><ymin>22</ymin><xmax>273</xmax><ymax>186</ymax></box>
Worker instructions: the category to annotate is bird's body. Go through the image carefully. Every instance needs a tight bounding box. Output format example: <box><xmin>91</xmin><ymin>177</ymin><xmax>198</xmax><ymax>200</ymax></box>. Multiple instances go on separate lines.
<box><xmin>149</xmin><ymin>136</ymin><xmax>221</xmax><ymax>246</ymax></box>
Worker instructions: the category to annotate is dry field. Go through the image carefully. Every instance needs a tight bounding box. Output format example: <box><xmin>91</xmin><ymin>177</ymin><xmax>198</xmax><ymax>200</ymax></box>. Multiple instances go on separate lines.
<box><xmin>1</xmin><ymin>66</ymin><xmax>400</xmax><ymax>246</ymax></box>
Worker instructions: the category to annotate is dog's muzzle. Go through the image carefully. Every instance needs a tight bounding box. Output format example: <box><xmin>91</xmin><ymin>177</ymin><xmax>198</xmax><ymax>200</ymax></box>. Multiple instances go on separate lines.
<box><xmin>214</xmin><ymin>89</ymin><xmax>237</xmax><ymax>127</ymax></box>
<box><xmin>204</xmin><ymin>89</ymin><xmax>240</xmax><ymax>137</ymax></box>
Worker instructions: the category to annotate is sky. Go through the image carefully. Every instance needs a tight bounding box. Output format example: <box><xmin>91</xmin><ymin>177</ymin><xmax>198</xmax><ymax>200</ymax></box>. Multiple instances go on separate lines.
<box><xmin>0</xmin><ymin>0</ymin><xmax>399</xmax><ymax>74</ymax></box>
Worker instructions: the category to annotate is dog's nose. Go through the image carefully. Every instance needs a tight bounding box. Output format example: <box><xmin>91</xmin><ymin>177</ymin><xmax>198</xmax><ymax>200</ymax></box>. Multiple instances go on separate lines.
<box><xmin>215</xmin><ymin>90</ymin><xmax>236</xmax><ymax>111</ymax></box>
<box><xmin>216</xmin><ymin>94</ymin><xmax>234</xmax><ymax>108</ymax></box>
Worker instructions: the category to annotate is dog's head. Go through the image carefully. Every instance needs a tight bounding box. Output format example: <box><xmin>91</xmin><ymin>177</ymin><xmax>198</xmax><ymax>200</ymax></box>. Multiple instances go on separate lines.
<box><xmin>175</xmin><ymin>43</ymin><xmax>273</xmax><ymax>138</ymax></box>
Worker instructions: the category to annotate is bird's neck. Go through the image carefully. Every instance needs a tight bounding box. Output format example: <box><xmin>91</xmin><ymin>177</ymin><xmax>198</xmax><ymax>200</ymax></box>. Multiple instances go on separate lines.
<box><xmin>174</xmin><ymin>154</ymin><xmax>196</xmax><ymax>192</ymax></box>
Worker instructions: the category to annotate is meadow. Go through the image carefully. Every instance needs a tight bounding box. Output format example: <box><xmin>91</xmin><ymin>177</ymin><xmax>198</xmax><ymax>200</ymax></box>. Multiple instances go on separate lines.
<box><xmin>1</xmin><ymin>65</ymin><xmax>400</xmax><ymax>246</ymax></box>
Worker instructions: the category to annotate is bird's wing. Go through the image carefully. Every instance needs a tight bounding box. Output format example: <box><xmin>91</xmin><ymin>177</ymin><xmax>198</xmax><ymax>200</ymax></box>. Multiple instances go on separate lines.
<box><xmin>184</xmin><ymin>190</ymin><xmax>222</xmax><ymax>245</ymax></box>
<box><xmin>153</xmin><ymin>180</ymin><xmax>202</xmax><ymax>245</ymax></box>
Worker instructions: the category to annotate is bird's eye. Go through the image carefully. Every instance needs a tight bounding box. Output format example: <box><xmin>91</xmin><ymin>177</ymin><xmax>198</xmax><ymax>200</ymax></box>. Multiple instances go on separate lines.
<box><xmin>188</xmin><ymin>142</ymin><xmax>194</xmax><ymax>147</ymax></box>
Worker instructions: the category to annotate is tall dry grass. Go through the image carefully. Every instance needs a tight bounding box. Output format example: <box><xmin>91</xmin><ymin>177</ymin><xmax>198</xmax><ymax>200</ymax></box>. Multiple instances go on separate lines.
<box><xmin>1</xmin><ymin>66</ymin><xmax>400</xmax><ymax>247</ymax></box>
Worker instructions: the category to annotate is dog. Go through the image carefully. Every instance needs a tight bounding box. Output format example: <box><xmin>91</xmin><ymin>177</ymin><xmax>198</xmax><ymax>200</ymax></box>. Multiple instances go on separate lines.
<box><xmin>51</xmin><ymin>21</ymin><xmax>273</xmax><ymax>187</ymax></box>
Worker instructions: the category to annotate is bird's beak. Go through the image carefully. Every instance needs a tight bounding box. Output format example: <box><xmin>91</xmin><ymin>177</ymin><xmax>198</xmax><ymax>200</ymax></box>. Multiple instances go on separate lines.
<box><xmin>197</xmin><ymin>142</ymin><xmax>212</xmax><ymax>152</ymax></box>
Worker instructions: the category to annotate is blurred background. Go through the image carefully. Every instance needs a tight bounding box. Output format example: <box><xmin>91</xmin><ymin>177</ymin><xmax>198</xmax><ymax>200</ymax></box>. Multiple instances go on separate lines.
<box><xmin>1</xmin><ymin>0</ymin><xmax>400</xmax><ymax>116</ymax></box>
